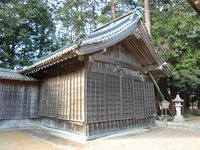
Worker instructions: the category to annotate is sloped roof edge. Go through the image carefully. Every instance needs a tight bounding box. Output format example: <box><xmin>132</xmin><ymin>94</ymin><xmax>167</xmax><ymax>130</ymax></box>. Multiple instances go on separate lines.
<box><xmin>20</xmin><ymin>8</ymin><xmax>142</xmax><ymax>74</ymax></box>
<box><xmin>20</xmin><ymin>7</ymin><xmax>170</xmax><ymax>78</ymax></box>
<box><xmin>0</xmin><ymin>68</ymin><xmax>39</xmax><ymax>81</ymax></box>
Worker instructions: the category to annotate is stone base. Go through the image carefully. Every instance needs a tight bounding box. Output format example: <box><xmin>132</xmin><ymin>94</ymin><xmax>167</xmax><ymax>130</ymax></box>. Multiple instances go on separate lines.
<box><xmin>0</xmin><ymin>119</ymin><xmax>39</xmax><ymax>130</ymax></box>
<box><xmin>173</xmin><ymin>115</ymin><xmax>184</xmax><ymax>122</ymax></box>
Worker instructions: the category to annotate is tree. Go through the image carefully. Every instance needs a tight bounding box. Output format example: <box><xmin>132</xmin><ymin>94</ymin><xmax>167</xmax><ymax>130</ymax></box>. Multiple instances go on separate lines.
<box><xmin>144</xmin><ymin>0</ymin><xmax>151</xmax><ymax>36</ymax></box>
<box><xmin>0</xmin><ymin>0</ymin><xmax>57</xmax><ymax>69</ymax></box>
<box><xmin>55</xmin><ymin>0</ymin><xmax>102</xmax><ymax>41</ymax></box>
<box><xmin>97</xmin><ymin>0</ymin><xmax>135</xmax><ymax>24</ymax></box>
<box><xmin>151</xmin><ymin>0</ymin><xmax>200</xmax><ymax>109</ymax></box>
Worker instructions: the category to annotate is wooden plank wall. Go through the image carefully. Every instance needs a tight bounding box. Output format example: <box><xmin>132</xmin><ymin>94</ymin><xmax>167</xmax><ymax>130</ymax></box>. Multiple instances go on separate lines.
<box><xmin>106</xmin><ymin>44</ymin><xmax>138</xmax><ymax>65</ymax></box>
<box><xmin>39</xmin><ymin>69</ymin><xmax>85</xmax><ymax>122</ymax></box>
<box><xmin>0</xmin><ymin>80</ymin><xmax>39</xmax><ymax>120</ymax></box>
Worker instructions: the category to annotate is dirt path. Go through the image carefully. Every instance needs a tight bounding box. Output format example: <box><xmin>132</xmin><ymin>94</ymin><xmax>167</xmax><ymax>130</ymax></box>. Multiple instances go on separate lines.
<box><xmin>0</xmin><ymin>127</ymin><xmax>200</xmax><ymax>150</ymax></box>
<box><xmin>188</xmin><ymin>118</ymin><xmax>200</xmax><ymax>122</ymax></box>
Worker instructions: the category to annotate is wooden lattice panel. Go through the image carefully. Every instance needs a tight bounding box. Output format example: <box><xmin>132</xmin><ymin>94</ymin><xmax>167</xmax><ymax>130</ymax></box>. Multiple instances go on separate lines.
<box><xmin>134</xmin><ymin>80</ymin><xmax>145</xmax><ymax>118</ymax></box>
<box><xmin>144</xmin><ymin>81</ymin><xmax>156</xmax><ymax>116</ymax></box>
<box><xmin>0</xmin><ymin>80</ymin><xmax>39</xmax><ymax>120</ymax></box>
<box><xmin>87</xmin><ymin>72</ymin><xmax>105</xmax><ymax>122</ymax></box>
<box><xmin>105</xmin><ymin>74</ymin><xmax>121</xmax><ymax>120</ymax></box>
<box><xmin>122</xmin><ymin>77</ymin><xmax>134</xmax><ymax>118</ymax></box>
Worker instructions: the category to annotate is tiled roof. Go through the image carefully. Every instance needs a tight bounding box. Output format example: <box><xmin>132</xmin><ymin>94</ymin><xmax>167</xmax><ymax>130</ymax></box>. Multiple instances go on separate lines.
<box><xmin>20</xmin><ymin>7</ymin><xmax>171</xmax><ymax>78</ymax></box>
<box><xmin>83</xmin><ymin>9</ymin><xmax>141</xmax><ymax>45</ymax></box>
<box><xmin>77</xmin><ymin>9</ymin><xmax>142</xmax><ymax>55</ymax></box>
<box><xmin>0</xmin><ymin>68</ymin><xmax>39</xmax><ymax>81</ymax></box>
<box><xmin>21</xmin><ymin>8</ymin><xmax>142</xmax><ymax>74</ymax></box>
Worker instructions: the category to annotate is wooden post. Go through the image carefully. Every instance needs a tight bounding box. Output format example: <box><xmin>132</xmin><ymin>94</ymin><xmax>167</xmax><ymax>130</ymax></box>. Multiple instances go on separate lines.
<box><xmin>0</xmin><ymin>81</ymin><xmax>3</xmax><ymax>119</ymax></box>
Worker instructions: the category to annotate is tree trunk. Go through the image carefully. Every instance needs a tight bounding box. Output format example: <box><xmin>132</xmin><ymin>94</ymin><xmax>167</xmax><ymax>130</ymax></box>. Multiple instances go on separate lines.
<box><xmin>183</xmin><ymin>93</ymin><xmax>190</xmax><ymax>111</ymax></box>
<box><xmin>144</xmin><ymin>0</ymin><xmax>151</xmax><ymax>37</ymax></box>
<box><xmin>198</xmin><ymin>101</ymin><xmax>200</xmax><ymax>109</ymax></box>
<box><xmin>111</xmin><ymin>0</ymin><xmax>116</xmax><ymax>20</ymax></box>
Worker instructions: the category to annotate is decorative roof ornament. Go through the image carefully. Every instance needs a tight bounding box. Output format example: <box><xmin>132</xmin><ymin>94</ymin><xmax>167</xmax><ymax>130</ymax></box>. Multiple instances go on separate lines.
<box><xmin>73</xmin><ymin>34</ymin><xmax>88</xmax><ymax>46</ymax></box>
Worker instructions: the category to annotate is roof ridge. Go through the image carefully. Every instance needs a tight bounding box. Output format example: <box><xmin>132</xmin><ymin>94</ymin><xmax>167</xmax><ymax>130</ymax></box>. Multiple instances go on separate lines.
<box><xmin>92</xmin><ymin>7</ymin><xmax>143</xmax><ymax>33</ymax></box>
<box><xmin>0</xmin><ymin>68</ymin><xmax>18</xmax><ymax>73</ymax></box>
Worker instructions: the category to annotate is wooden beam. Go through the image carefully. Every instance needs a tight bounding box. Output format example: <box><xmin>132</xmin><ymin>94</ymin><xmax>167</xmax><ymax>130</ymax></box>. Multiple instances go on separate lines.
<box><xmin>91</xmin><ymin>54</ymin><xmax>143</xmax><ymax>72</ymax></box>
<box><xmin>145</xmin><ymin>65</ymin><xmax>163</xmax><ymax>72</ymax></box>
<box><xmin>91</xmin><ymin>54</ymin><xmax>165</xmax><ymax>75</ymax></box>
<box><xmin>78</xmin><ymin>55</ymin><xmax>89</xmax><ymax>61</ymax></box>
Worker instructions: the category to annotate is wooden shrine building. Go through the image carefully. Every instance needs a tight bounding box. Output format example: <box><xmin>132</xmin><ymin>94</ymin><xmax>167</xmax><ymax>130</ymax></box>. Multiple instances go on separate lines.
<box><xmin>0</xmin><ymin>9</ymin><xmax>170</xmax><ymax>139</ymax></box>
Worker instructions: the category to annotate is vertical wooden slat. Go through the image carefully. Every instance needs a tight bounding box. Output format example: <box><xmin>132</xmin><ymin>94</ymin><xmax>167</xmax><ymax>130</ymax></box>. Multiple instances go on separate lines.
<box><xmin>14</xmin><ymin>83</ymin><xmax>17</xmax><ymax>118</ymax></box>
<box><xmin>72</xmin><ymin>72</ymin><xmax>74</xmax><ymax>120</ymax></box>
<box><xmin>56</xmin><ymin>77</ymin><xmax>59</xmax><ymax>118</ymax></box>
<box><xmin>79</xmin><ymin>70</ymin><xmax>82</xmax><ymax>121</ymax></box>
<box><xmin>120</xmin><ymin>76</ymin><xmax>123</xmax><ymax>119</ymax></box>
<box><xmin>83</xmin><ymin>68</ymin><xmax>86</xmax><ymax>123</ymax></box>
<box><xmin>64</xmin><ymin>75</ymin><xmax>67</xmax><ymax>119</ymax></box>
<box><xmin>39</xmin><ymin>83</ymin><xmax>43</xmax><ymax>115</ymax></box>
<box><xmin>79</xmin><ymin>71</ymin><xmax>82</xmax><ymax>120</ymax></box>
<box><xmin>67</xmin><ymin>74</ymin><xmax>69</xmax><ymax>119</ymax></box>
<box><xmin>67</xmin><ymin>75</ymin><xmax>70</xmax><ymax>120</ymax></box>
<box><xmin>20</xmin><ymin>83</ymin><xmax>24</xmax><ymax>118</ymax></box>
<box><xmin>69</xmin><ymin>73</ymin><xmax>72</xmax><ymax>120</ymax></box>
<box><xmin>76</xmin><ymin>71</ymin><xmax>78</xmax><ymax>120</ymax></box>
<box><xmin>26</xmin><ymin>85</ymin><xmax>29</xmax><ymax>118</ymax></box>
<box><xmin>0</xmin><ymin>80</ymin><xmax>3</xmax><ymax>119</ymax></box>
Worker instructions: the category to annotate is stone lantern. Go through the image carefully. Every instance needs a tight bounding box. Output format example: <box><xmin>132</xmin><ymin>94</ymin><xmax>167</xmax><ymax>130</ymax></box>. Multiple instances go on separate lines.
<box><xmin>172</xmin><ymin>94</ymin><xmax>184</xmax><ymax>122</ymax></box>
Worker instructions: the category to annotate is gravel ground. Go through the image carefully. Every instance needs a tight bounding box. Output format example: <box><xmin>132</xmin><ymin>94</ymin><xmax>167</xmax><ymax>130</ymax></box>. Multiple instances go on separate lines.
<box><xmin>0</xmin><ymin>127</ymin><xmax>200</xmax><ymax>150</ymax></box>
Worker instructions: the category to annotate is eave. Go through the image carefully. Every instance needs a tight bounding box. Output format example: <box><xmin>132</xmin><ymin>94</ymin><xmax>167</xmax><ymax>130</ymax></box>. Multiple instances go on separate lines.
<box><xmin>20</xmin><ymin>8</ymin><xmax>171</xmax><ymax>78</ymax></box>
<box><xmin>0</xmin><ymin>68</ymin><xmax>39</xmax><ymax>82</ymax></box>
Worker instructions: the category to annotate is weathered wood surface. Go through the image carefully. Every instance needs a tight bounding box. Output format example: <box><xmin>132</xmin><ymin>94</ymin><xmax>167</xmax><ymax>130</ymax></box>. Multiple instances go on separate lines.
<box><xmin>0</xmin><ymin>41</ymin><xmax>157</xmax><ymax>137</ymax></box>
<box><xmin>39</xmin><ymin>69</ymin><xmax>85</xmax><ymax>122</ymax></box>
<box><xmin>0</xmin><ymin>80</ymin><xmax>39</xmax><ymax>120</ymax></box>
<box><xmin>85</xmin><ymin>43</ymin><xmax>156</xmax><ymax>136</ymax></box>
<box><xmin>86</xmin><ymin>70</ymin><xmax>155</xmax><ymax>123</ymax></box>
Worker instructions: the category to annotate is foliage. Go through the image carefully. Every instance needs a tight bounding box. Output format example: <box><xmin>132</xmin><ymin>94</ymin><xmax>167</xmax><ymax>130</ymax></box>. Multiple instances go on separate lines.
<box><xmin>183</xmin><ymin>109</ymin><xmax>200</xmax><ymax>117</ymax></box>
<box><xmin>151</xmin><ymin>0</ymin><xmax>200</xmax><ymax>106</ymax></box>
<box><xmin>96</xmin><ymin>0</ymin><xmax>136</xmax><ymax>25</ymax></box>
<box><xmin>54</xmin><ymin>0</ymin><xmax>103</xmax><ymax>40</ymax></box>
<box><xmin>54</xmin><ymin>0</ymin><xmax>138</xmax><ymax>40</ymax></box>
<box><xmin>0</xmin><ymin>0</ymin><xmax>57</xmax><ymax>69</ymax></box>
